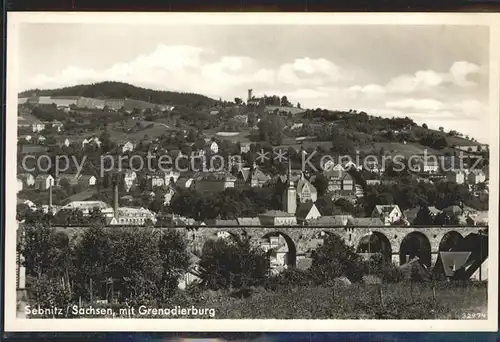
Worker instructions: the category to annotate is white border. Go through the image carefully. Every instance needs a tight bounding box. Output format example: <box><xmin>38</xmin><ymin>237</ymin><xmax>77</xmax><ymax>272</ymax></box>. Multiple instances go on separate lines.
<box><xmin>4</xmin><ymin>12</ymin><xmax>500</xmax><ymax>332</ymax></box>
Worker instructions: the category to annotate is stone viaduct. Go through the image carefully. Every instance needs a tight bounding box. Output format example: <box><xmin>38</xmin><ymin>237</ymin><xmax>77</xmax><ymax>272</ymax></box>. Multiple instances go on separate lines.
<box><xmin>185</xmin><ymin>225</ymin><xmax>488</xmax><ymax>268</ymax></box>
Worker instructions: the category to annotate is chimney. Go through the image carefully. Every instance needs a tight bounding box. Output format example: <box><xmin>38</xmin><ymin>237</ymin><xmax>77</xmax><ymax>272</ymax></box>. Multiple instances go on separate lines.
<box><xmin>48</xmin><ymin>182</ymin><xmax>53</xmax><ymax>209</ymax></box>
<box><xmin>113</xmin><ymin>180</ymin><xmax>119</xmax><ymax>219</ymax></box>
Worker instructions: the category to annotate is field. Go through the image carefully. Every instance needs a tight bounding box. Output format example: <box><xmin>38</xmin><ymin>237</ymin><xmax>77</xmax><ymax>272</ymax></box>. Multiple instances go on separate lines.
<box><xmin>360</xmin><ymin>142</ymin><xmax>444</xmax><ymax>158</ymax></box>
<box><xmin>179</xmin><ymin>282</ymin><xmax>487</xmax><ymax>319</ymax></box>
<box><xmin>73</xmin><ymin>119</ymin><xmax>174</xmax><ymax>142</ymax></box>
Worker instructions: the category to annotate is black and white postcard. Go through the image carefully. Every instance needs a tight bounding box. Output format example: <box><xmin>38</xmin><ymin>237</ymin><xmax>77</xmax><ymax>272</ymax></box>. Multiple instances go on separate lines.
<box><xmin>4</xmin><ymin>12</ymin><xmax>499</xmax><ymax>332</ymax></box>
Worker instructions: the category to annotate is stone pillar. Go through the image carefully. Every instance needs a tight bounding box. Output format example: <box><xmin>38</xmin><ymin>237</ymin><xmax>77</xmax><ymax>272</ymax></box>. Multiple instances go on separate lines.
<box><xmin>431</xmin><ymin>252</ymin><xmax>439</xmax><ymax>267</ymax></box>
<box><xmin>391</xmin><ymin>254</ymin><xmax>400</xmax><ymax>266</ymax></box>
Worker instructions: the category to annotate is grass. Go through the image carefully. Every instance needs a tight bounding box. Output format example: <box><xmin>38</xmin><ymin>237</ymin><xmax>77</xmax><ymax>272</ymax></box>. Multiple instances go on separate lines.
<box><xmin>178</xmin><ymin>281</ymin><xmax>487</xmax><ymax>319</ymax></box>
<box><xmin>361</xmin><ymin>142</ymin><xmax>444</xmax><ymax>158</ymax></box>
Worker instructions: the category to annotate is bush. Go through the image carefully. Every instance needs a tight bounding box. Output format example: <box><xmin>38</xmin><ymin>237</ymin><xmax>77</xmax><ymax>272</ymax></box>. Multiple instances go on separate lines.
<box><xmin>197</xmin><ymin>237</ymin><xmax>269</xmax><ymax>290</ymax></box>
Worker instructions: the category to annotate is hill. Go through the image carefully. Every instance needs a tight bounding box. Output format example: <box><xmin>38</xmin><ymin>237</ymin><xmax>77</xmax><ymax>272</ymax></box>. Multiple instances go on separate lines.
<box><xmin>19</xmin><ymin>81</ymin><xmax>218</xmax><ymax>107</ymax></box>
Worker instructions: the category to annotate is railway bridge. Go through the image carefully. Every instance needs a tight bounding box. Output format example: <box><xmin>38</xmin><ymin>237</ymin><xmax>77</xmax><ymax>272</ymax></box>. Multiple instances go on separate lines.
<box><xmin>186</xmin><ymin>225</ymin><xmax>488</xmax><ymax>268</ymax></box>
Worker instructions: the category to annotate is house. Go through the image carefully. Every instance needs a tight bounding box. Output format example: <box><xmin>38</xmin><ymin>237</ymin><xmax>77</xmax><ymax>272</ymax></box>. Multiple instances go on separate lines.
<box><xmin>240</xmin><ymin>142</ymin><xmax>252</xmax><ymax>154</ymax></box>
<box><xmin>61</xmin><ymin>138</ymin><xmax>70</xmax><ymax>147</ymax></box>
<box><xmin>416</xmin><ymin>156</ymin><xmax>440</xmax><ymax>174</ymax></box>
<box><xmin>82</xmin><ymin>137</ymin><xmax>102</xmax><ymax>148</ymax></box>
<box><xmin>146</xmin><ymin>174</ymin><xmax>166</xmax><ymax>190</ymax></box>
<box><xmin>18</xmin><ymin>113</ymin><xmax>46</xmax><ymax>133</ymax></box>
<box><xmin>163</xmin><ymin>171</ymin><xmax>181</xmax><ymax>184</ymax></box>
<box><xmin>61</xmin><ymin>201</ymin><xmax>108</xmax><ymax>215</ymax></box>
<box><xmin>259</xmin><ymin>210</ymin><xmax>297</xmax><ymax>226</ymax></box>
<box><xmin>163</xmin><ymin>186</ymin><xmax>176</xmax><ymax>206</ymax></box>
<box><xmin>209</xmin><ymin>141</ymin><xmax>219</xmax><ymax>154</ymax></box>
<box><xmin>17</xmin><ymin>178</ymin><xmax>23</xmax><ymax>193</ymax></box>
<box><xmin>296</xmin><ymin>174</ymin><xmax>318</xmax><ymax>203</ymax></box>
<box><xmin>467</xmin><ymin>211</ymin><xmax>488</xmax><ymax>225</ymax></box>
<box><xmin>446</xmin><ymin>170</ymin><xmax>466</xmax><ymax>184</ymax></box>
<box><xmin>176</xmin><ymin>177</ymin><xmax>194</xmax><ymax>189</ymax></box>
<box><xmin>194</xmin><ymin>172</ymin><xmax>236</xmax><ymax>192</ymax></box>
<box><xmin>443</xmin><ymin>204</ymin><xmax>476</xmax><ymax>218</ymax></box>
<box><xmin>427</xmin><ymin>206</ymin><xmax>442</xmax><ymax>219</ymax></box>
<box><xmin>120</xmin><ymin>170</ymin><xmax>138</xmax><ymax>192</ymax></box>
<box><xmin>17</xmin><ymin>199</ymin><xmax>37</xmax><ymax>211</ymax></box>
<box><xmin>50</xmin><ymin>120</ymin><xmax>64</xmax><ymax>132</ymax></box>
<box><xmin>341</xmin><ymin>173</ymin><xmax>355</xmax><ymax>191</ymax></box>
<box><xmin>121</xmin><ymin>141</ymin><xmax>135</xmax><ymax>153</ymax></box>
<box><xmin>18</xmin><ymin>135</ymin><xmax>32</xmax><ymax>142</ymax></box>
<box><xmin>34</xmin><ymin>174</ymin><xmax>55</xmax><ymax>190</ymax></box>
<box><xmin>239</xmin><ymin>165</ymin><xmax>271</xmax><ymax>188</ymax></box>
<box><xmin>78</xmin><ymin>175</ymin><xmax>97</xmax><ymax>187</ymax></box>
<box><xmin>296</xmin><ymin>202</ymin><xmax>321</xmax><ymax>224</ymax></box>
<box><xmin>468</xmin><ymin>170</ymin><xmax>486</xmax><ymax>184</ymax></box>
<box><xmin>237</xmin><ymin>217</ymin><xmax>261</xmax><ymax>226</ymax></box>
<box><xmin>330</xmin><ymin>190</ymin><xmax>357</xmax><ymax>203</ymax></box>
<box><xmin>371</xmin><ymin>205</ymin><xmax>403</xmax><ymax>225</ymax></box>
<box><xmin>403</xmin><ymin>207</ymin><xmax>420</xmax><ymax>225</ymax></box>
<box><xmin>113</xmin><ymin>207</ymin><xmax>157</xmax><ymax>226</ymax></box>
<box><xmin>307</xmin><ymin>215</ymin><xmax>353</xmax><ymax>227</ymax></box>
<box><xmin>323</xmin><ymin>162</ymin><xmax>344</xmax><ymax>178</ymax></box>
<box><xmin>18</xmin><ymin>173</ymin><xmax>35</xmax><ymax>187</ymax></box>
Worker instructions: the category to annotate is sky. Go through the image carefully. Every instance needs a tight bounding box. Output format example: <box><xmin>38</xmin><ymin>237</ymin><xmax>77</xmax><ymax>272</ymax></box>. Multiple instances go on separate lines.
<box><xmin>18</xmin><ymin>24</ymin><xmax>490</xmax><ymax>141</ymax></box>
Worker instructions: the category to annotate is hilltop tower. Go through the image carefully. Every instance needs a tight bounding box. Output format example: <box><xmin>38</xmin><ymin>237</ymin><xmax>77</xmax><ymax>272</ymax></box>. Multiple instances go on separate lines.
<box><xmin>248</xmin><ymin>89</ymin><xmax>253</xmax><ymax>102</ymax></box>
<box><xmin>282</xmin><ymin>161</ymin><xmax>297</xmax><ymax>214</ymax></box>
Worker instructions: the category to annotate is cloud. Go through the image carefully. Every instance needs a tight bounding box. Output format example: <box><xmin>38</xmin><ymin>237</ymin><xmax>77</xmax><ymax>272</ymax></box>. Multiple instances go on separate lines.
<box><xmin>386</xmin><ymin>98</ymin><xmax>445</xmax><ymax>112</ymax></box>
<box><xmin>347</xmin><ymin>84</ymin><xmax>386</xmax><ymax>98</ymax></box>
<box><xmin>386</xmin><ymin>70</ymin><xmax>445</xmax><ymax>94</ymax></box>
<box><xmin>449</xmin><ymin>61</ymin><xmax>482</xmax><ymax>87</ymax></box>
<box><xmin>24</xmin><ymin>44</ymin><xmax>347</xmax><ymax>102</ymax></box>
<box><xmin>350</xmin><ymin>61</ymin><xmax>483</xmax><ymax>98</ymax></box>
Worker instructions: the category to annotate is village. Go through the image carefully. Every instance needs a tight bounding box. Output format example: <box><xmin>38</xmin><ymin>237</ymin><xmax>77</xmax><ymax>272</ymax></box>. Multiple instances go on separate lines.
<box><xmin>15</xmin><ymin>85</ymin><xmax>490</xmax><ymax>277</ymax></box>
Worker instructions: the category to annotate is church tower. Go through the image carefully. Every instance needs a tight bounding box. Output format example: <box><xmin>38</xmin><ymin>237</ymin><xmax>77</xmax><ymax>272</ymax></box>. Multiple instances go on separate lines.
<box><xmin>282</xmin><ymin>161</ymin><xmax>297</xmax><ymax>214</ymax></box>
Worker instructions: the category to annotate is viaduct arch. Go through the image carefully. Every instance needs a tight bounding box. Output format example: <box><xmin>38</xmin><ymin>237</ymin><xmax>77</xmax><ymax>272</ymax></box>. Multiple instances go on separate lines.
<box><xmin>190</xmin><ymin>225</ymin><xmax>486</xmax><ymax>267</ymax></box>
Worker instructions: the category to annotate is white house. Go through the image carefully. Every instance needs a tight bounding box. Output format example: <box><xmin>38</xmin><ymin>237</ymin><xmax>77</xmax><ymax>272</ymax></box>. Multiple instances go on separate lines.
<box><xmin>18</xmin><ymin>173</ymin><xmax>35</xmax><ymax>187</ymax></box>
<box><xmin>371</xmin><ymin>204</ymin><xmax>403</xmax><ymax>225</ymax></box>
<box><xmin>209</xmin><ymin>141</ymin><xmax>219</xmax><ymax>154</ymax></box>
<box><xmin>468</xmin><ymin>170</ymin><xmax>486</xmax><ymax>184</ymax></box>
<box><xmin>113</xmin><ymin>207</ymin><xmax>157</xmax><ymax>226</ymax></box>
<box><xmin>121</xmin><ymin>141</ymin><xmax>135</xmax><ymax>153</ymax></box>
<box><xmin>78</xmin><ymin>175</ymin><xmax>97</xmax><ymax>187</ymax></box>
<box><xmin>446</xmin><ymin>170</ymin><xmax>466</xmax><ymax>184</ymax></box>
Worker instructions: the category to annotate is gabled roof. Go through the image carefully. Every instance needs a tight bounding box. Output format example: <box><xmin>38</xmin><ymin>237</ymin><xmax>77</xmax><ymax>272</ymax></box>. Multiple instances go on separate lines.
<box><xmin>296</xmin><ymin>201</ymin><xmax>315</xmax><ymax>220</ymax></box>
<box><xmin>296</xmin><ymin>177</ymin><xmax>317</xmax><ymax>195</ymax></box>
<box><xmin>427</xmin><ymin>206</ymin><xmax>441</xmax><ymax>215</ymax></box>
<box><xmin>373</xmin><ymin>204</ymin><xmax>400</xmax><ymax>216</ymax></box>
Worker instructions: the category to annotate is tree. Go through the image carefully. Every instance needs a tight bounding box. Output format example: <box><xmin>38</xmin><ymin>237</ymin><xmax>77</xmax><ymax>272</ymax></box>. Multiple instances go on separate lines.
<box><xmin>315</xmin><ymin>195</ymin><xmax>336</xmax><ymax>215</ymax></box>
<box><xmin>20</xmin><ymin>224</ymin><xmax>70</xmax><ymax>279</ymax></box>
<box><xmin>439</xmin><ymin>127</ymin><xmax>444</xmax><ymax>132</ymax></box>
<box><xmin>280</xmin><ymin>96</ymin><xmax>289</xmax><ymax>107</ymax></box>
<box><xmin>297</xmin><ymin>102</ymin><xmax>301</xmax><ymax>109</ymax></box>
<box><xmin>156</xmin><ymin>229</ymin><xmax>191</xmax><ymax>302</ymax></box>
<box><xmin>197</xmin><ymin>237</ymin><xmax>269</xmax><ymax>290</ymax></box>
<box><xmin>312</xmin><ymin>174</ymin><xmax>329</xmax><ymax>197</ymax></box>
<box><xmin>234</xmin><ymin>98</ymin><xmax>243</xmax><ymax>105</ymax></box>
<box><xmin>414</xmin><ymin>207</ymin><xmax>434</xmax><ymax>225</ymax></box>
<box><xmin>258</xmin><ymin>115</ymin><xmax>284</xmax><ymax>145</ymax></box>
<box><xmin>422</xmin><ymin>123</ymin><xmax>428</xmax><ymax>129</ymax></box>
<box><xmin>310</xmin><ymin>234</ymin><xmax>366</xmax><ymax>283</ymax></box>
